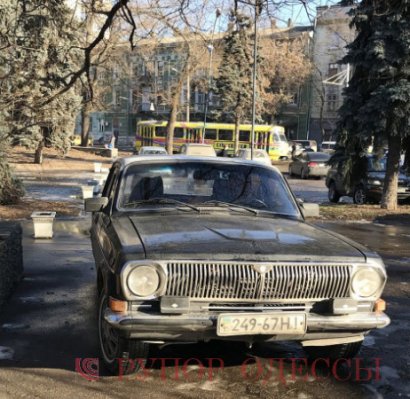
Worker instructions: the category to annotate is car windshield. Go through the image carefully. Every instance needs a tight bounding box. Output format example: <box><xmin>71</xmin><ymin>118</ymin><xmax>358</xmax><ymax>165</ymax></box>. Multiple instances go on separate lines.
<box><xmin>368</xmin><ymin>157</ymin><xmax>387</xmax><ymax>172</ymax></box>
<box><xmin>118</xmin><ymin>161</ymin><xmax>300</xmax><ymax>216</ymax></box>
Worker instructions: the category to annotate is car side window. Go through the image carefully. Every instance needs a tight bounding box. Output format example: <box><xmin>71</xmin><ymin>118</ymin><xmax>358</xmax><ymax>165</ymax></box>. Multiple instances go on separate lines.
<box><xmin>102</xmin><ymin>166</ymin><xmax>119</xmax><ymax>199</ymax></box>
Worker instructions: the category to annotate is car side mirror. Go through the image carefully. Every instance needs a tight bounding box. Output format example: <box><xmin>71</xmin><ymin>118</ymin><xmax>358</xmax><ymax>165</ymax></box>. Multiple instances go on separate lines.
<box><xmin>299</xmin><ymin>202</ymin><xmax>320</xmax><ymax>218</ymax></box>
<box><xmin>85</xmin><ymin>197</ymin><xmax>109</xmax><ymax>212</ymax></box>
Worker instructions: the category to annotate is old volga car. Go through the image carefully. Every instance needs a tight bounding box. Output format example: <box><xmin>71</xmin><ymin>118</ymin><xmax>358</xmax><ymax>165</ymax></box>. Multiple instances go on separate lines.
<box><xmin>85</xmin><ymin>156</ymin><xmax>390</xmax><ymax>375</ymax></box>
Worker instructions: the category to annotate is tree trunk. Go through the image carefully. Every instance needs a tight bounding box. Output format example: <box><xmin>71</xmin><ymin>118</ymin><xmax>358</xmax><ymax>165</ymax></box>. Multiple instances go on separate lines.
<box><xmin>166</xmin><ymin>98</ymin><xmax>178</xmax><ymax>154</ymax></box>
<box><xmin>234</xmin><ymin>114</ymin><xmax>240</xmax><ymax>153</ymax></box>
<box><xmin>34</xmin><ymin>139</ymin><xmax>44</xmax><ymax>165</ymax></box>
<box><xmin>166</xmin><ymin>74</ymin><xmax>186</xmax><ymax>154</ymax></box>
<box><xmin>81</xmin><ymin>101</ymin><xmax>92</xmax><ymax>147</ymax></box>
<box><xmin>381</xmin><ymin>135</ymin><xmax>402</xmax><ymax>210</ymax></box>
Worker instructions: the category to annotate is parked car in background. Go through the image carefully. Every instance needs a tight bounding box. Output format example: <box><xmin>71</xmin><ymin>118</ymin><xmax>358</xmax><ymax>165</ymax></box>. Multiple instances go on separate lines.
<box><xmin>138</xmin><ymin>146</ymin><xmax>168</xmax><ymax>155</ymax></box>
<box><xmin>293</xmin><ymin>140</ymin><xmax>317</xmax><ymax>152</ymax></box>
<box><xmin>326</xmin><ymin>155</ymin><xmax>410</xmax><ymax>204</ymax></box>
<box><xmin>179</xmin><ymin>143</ymin><xmax>216</xmax><ymax>157</ymax></box>
<box><xmin>320</xmin><ymin>141</ymin><xmax>336</xmax><ymax>154</ymax></box>
<box><xmin>289</xmin><ymin>151</ymin><xmax>331</xmax><ymax>179</ymax></box>
<box><xmin>235</xmin><ymin>148</ymin><xmax>271</xmax><ymax>165</ymax></box>
<box><xmin>85</xmin><ymin>155</ymin><xmax>389</xmax><ymax>375</ymax></box>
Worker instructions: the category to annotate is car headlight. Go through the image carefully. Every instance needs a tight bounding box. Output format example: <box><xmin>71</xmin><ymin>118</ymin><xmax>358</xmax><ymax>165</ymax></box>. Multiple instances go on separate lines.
<box><xmin>352</xmin><ymin>267</ymin><xmax>384</xmax><ymax>298</ymax></box>
<box><xmin>368</xmin><ymin>179</ymin><xmax>382</xmax><ymax>186</ymax></box>
<box><xmin>127</xmin><ymin>265</ymin><xmax>160</xmax><ymax>297</ymax></box>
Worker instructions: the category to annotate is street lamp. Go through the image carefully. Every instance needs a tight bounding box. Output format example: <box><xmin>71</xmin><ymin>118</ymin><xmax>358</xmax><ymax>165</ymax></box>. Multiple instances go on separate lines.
<box><xmin>250</xmin><ymin>1</ymin><xmax>262</xmax><ymax>161</ymax></box>
<box><xmin>202</xmin><ymin>8</ymin><xmax>221</xmax><ymax>143</ymax></box>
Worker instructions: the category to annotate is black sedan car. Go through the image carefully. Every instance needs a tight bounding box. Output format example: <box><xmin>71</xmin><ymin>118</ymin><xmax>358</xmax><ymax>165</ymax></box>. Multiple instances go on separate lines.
<box><xmin>326</xmin><ymin>155</ymin><xmax>410</xmax><ymax>204</ymax></box>
<box><xmin>86</xmin><ymin>156</ymin><xmax>389</xmax><ymax>375</ymax></box>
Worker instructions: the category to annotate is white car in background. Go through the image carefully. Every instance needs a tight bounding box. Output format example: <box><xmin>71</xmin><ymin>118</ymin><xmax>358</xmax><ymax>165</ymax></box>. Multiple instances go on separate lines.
<box><xmin>138</xmin><ymin>146</ymin><xmax>168</xmax><ymax>155</ymax></box>
<box><xmin>235</xmin><ymin>149</ymin><xmax>272</xmax><ymax>165</ymax></box>
<box><xmin>179</xmin><ymin>144</ymin><xmax>216</xmax><ymax>157</ymax></box>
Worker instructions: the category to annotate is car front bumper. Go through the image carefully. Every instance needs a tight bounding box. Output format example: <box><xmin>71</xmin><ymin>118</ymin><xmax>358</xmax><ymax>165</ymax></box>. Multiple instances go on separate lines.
<box><xmin>104</xmin><ymin>308</ymin><xmax>390</xmax><ymax>342</ymax></box>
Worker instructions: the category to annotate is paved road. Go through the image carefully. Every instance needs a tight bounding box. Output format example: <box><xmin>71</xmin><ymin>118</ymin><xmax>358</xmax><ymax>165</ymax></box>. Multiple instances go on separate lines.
<box><xmin>285</xmin><ymin>175</ymin><xmax>353</xmax><ymax>205</ymax></box>
<box><xmin>0</xmin><ymin>219</ymin><xmax>408</xmax><ymax>398</ymax></box>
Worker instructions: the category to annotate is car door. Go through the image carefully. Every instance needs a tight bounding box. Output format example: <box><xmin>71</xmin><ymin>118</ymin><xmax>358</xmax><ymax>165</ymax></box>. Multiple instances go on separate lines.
<box><xmin>91</xmin><ymin>165</ymin><xmax>121</xmax><ymax>273</ymax></box>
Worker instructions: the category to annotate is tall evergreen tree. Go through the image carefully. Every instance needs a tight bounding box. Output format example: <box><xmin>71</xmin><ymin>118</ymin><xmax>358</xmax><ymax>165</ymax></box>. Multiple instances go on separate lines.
<box><xmin>215</xmin><ymin>10</ymin><xmax>254</xmax><ymax>152</ymax></box>
<box><xmin>0</xmin><ymin>0</ymin><xmax>82</xmax><ymax>164</ymax></box>
<box><xmin>334</xmin><ymin>0</ymin><xmax>410</xmax><ymax>210</ymax></box>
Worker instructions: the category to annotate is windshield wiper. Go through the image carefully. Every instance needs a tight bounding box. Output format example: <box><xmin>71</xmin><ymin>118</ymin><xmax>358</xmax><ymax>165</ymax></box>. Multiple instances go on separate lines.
<box><xmin>200</xmin><ymin>200</ymin><xmax>259</xmax><ymax>215</ymax></box>
<box><xmin>124</xmin><ymin>197</ymin><xmax>200</xmax><ymax>213</ymax></box>
<box><xmin>201</xmin><ymin>200</ymin><xmax>299</xmax><ymax>220</ymax></box>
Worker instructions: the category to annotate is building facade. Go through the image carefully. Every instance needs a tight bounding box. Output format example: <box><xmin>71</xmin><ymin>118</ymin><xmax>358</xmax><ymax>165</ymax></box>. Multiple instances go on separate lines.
<box><xmin>308</xmin><ymin>4</ymin><xmax>356</xmax><ymax>143</ymax></box>
<box><xmin>78</xmin><ymin>5</ymin><xmax>355</xmax><ymax>146</ymax></box>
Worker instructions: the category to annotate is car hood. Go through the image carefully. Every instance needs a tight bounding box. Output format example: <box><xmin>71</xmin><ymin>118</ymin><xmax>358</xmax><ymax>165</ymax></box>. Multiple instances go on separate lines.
<box><xmin>116</xmin><ymin>212</ymin><xmax>368</xmax><ymax>262</ymax></box>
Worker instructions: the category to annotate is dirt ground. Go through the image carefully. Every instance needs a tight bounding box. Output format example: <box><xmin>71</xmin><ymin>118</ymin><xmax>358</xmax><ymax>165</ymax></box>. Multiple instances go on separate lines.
<box><xmin>1</xmin><ymin>146</ymin><xmax>132</xmax><ymax>220</ymax></box>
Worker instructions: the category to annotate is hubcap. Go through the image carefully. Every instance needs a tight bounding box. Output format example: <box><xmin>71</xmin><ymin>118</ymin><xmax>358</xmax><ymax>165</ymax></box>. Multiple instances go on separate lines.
<box><xmin>355</xmin><ymin>189</ymin><xmax>365</xmax><ymax>204</ymax></box>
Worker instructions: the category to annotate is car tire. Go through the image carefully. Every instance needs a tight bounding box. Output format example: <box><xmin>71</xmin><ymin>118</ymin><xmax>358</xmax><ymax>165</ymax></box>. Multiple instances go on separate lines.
<box><xmin>353</xmin><ymin>186</ymin><xmax>367</xmax><ymax>205</ymax></box>
<box><xmin>301</xmin><ymin>168</ymin><xmax>309</xmax><ymax>180</ymax></box>
<box><xmin>98</xmin><ymin>292</ymin><xmax>149</xmax><ymax>375</ymax></box>
<box><xmin>328</xmin><ymin>182</ymin><xmax>341</xmax><ymax>203</ymax></box>
<box><xmin>304</xmin><ymin>341</ymin><xmax>363</xmax><ymax>362</ymax></box>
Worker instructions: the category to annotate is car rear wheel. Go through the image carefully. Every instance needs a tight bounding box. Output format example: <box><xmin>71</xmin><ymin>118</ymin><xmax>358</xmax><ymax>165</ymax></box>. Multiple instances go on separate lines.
<box><xmin>304</xmin><ymin>341</ymin><xmax>363</xmax><ymax>362</ymax></box>
<box><xmin>98</xmin><ymin>293</ymin><xmax>149</xmax><ymax>375</ymax></box>
<box><xmin>353</xmin><ymin>186</ymin><xmax>367</xmax><ymax>205</ymax></box>
<box><xmin>328</xmin><ymin>182</ymin><xmax>341</xmax><ymax>203</ymax></box>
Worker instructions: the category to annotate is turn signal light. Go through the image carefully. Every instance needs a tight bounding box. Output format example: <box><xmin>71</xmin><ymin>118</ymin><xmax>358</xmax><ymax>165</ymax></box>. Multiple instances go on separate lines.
<box><xmin>374</xmin><ymin>298</ymin><xmax>386</xmax><ymax>312</ymax></box>
<box><xmin>109</xmin><ymin>296</ymin><xmax>127</xmax><ymax>313</ymax></box>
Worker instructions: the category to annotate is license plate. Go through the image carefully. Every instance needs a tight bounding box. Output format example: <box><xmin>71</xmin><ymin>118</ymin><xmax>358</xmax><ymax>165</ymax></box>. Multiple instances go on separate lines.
<box><xmin>398</xmin><ymin>187</ymin><xmax>408</xmax><ymax>193</ymax></box>
<box><xmin>217</xmin><ymin>313</ymin><xmax>306</xmax><ymax>336</ymax></box>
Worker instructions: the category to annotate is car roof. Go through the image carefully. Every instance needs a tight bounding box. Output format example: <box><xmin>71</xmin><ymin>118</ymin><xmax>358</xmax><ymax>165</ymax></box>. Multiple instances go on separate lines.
<box><xmin>182</xmin><ymin>143</ymin><xmax>213</xmax><ymax>147</ymax></box>
<box><xmin>140</xmin><ymin>146</ymin><xmax>167</xmax><ymax>150</ymax></box>
<box><xmin>114</xmin><ymin>155</ymin><xmax>280</xmax><ymax>172</ymax></box>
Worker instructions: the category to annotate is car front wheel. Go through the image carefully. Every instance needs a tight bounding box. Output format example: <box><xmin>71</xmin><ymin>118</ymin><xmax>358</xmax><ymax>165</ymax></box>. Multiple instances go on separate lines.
<box><xmin>328</xmin><ymin>182</ymin><xmax>341</xmax><ymax>203</ymax></box>
<box><xmin>98</xmin><ymin>293</ymin><xmax>149</xmax><ymax>375</ymax></box>
<box><xmin>353</xmin><ymin>186</ymin><xmax>367</xmax><ymax>205</ymax></box>
<box><xmin>304</xmin><ymin>341</ymin><xmax>363</xmax><ymax>362</ymax></box>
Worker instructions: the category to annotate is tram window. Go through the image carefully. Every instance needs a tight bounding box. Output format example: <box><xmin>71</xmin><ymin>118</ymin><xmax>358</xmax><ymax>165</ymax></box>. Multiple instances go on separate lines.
<box><xmin>218</xmin><ymin>129</ymin><xmax>233</xmax><ymax>141</ymax></box>
<box><xmin>239</xmin><ymin>131</ymin><xmax>250</xmax><ymax>142</ymax></box>
<box><xmin>204</xmin><ymin>129</ymin><xmax>217</xmax><ymax>140</ymax></box>
<box><xmin>174</xmin><ymin>128</ymin><xmax>184</xmax><ymax>138</ymax></box>
<box><xmin>155</xmin><ymin>127</ymin><xmax>167</xmax><ymax>137</ymax></box>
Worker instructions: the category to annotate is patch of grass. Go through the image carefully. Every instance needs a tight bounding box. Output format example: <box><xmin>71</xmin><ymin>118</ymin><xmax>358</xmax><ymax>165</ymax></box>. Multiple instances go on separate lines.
<box><xmin>0</xmin><ymin>199</ymin><xmax>80</xmax><ymax>220</ymax></box>
<box><xmin>317</xmin><ymin>203</ymin><xmax>410</xmax><ymax>221</ymax></box>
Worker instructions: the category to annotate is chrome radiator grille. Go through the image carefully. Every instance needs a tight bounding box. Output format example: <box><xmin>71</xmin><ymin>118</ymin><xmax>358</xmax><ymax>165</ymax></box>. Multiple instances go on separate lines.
<box><xmin>165</xmin><ymin>262</ymin><xmax>351</xmax><ymax>302</ymax></box>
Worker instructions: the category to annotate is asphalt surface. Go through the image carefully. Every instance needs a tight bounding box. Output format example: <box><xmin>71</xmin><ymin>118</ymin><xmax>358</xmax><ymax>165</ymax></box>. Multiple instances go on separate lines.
<box><xmin>0</xmin><ymin>218</ymin><xmax>409</xmax><ymax>399</ymax></box>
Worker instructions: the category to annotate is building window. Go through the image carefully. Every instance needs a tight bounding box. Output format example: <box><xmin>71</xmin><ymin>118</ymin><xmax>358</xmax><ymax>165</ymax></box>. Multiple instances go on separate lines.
<box><xmin>327</xmin><ymin>93</ymin><xmax>338</xmax><ymax>111</ymax></box>
<box><xmin>113</xmin><ymin>91</ymin><xmax>121</xmax><ymax>107</ymax></box>
<box><xmin>328</xmin><ymin>63</ymin><xmax>338</xmax><ymax>77</ymax></box>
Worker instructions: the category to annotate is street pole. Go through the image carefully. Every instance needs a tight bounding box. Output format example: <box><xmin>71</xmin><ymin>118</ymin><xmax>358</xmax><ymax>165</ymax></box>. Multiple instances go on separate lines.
<box><xmin>186</xmin><ymin>71</ymin><xmax>190</xmax><ymax>122</ymax></box>
<box><xmin>250</xmin><ymin>2</ymin><xmax>261</xmax><ymax>161</ymax></box>
<box><xmin>202</xmin><ymin>8</ymin><xmax>221</xmax><ymax>143</ymax></box>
